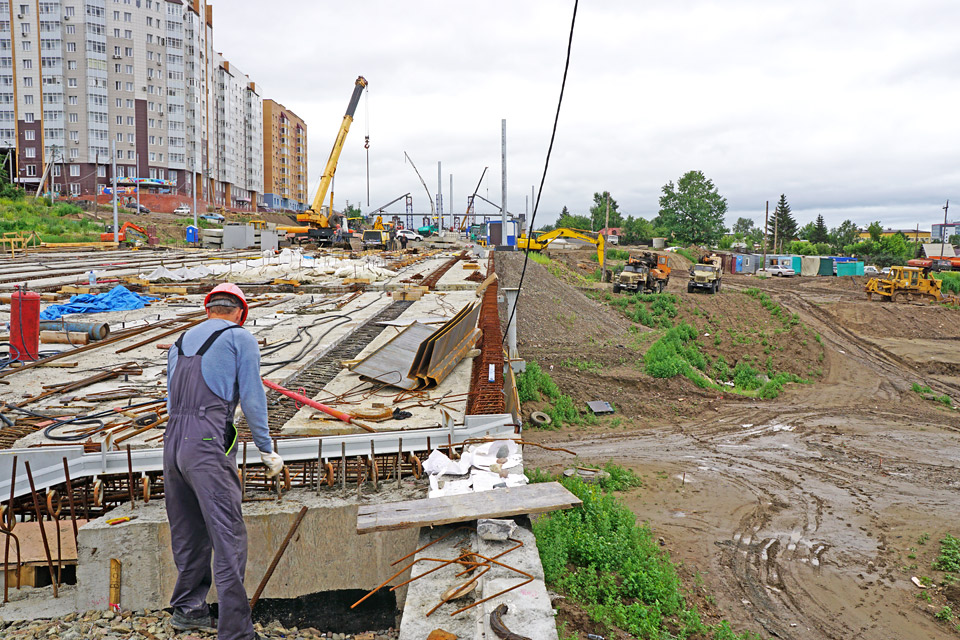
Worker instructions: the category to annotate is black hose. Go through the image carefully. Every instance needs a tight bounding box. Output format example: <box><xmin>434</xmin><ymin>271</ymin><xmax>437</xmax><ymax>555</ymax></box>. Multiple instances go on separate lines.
<box><xmin>2</xmin><ymin>398</ymin><xmax>164</xmax><ymax>441</ymax></box>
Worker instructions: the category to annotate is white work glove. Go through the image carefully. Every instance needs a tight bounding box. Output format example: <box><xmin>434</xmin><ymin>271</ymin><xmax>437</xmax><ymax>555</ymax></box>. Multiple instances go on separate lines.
<box><xmin>260</xmin><ymin>451</ymin><xmax>284</xmax><ymax>478</ymax></box>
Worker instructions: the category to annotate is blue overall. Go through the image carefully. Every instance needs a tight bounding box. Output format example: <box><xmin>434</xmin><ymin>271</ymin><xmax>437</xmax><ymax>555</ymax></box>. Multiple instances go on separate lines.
<box><xmin>163</xmin><ymin>325</ymin><xmax>254</xmax><ymax>640</ymax></box>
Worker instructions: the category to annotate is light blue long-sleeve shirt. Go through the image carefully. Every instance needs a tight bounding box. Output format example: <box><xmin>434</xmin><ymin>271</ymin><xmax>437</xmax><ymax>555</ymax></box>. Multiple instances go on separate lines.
<box><xmin>167</xmin><ymin>318</ymin><xmax>272</xmax><ymax>454</ymax></box>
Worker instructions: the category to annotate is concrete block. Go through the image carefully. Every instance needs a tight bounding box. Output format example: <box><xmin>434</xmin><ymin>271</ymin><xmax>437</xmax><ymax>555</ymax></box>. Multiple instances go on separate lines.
<box><xmin>76</xmin><ymin>489</ymin><xmax>420</xmax><ymax>612</ymax></box>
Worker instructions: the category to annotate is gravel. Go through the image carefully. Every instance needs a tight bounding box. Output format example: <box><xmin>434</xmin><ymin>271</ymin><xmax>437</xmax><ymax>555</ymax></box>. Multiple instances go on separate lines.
<box><xmin>0</xmin><ymin>609</ymin><xmax>398</xmax><ymax>640</ymax></box>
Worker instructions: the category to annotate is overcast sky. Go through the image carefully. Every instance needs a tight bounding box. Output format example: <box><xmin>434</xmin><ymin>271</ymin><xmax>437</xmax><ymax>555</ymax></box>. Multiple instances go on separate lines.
<box><xmin>215</xmin><ymin>1</ymin><xmax>959</xmax><ymax>231</ymax></box>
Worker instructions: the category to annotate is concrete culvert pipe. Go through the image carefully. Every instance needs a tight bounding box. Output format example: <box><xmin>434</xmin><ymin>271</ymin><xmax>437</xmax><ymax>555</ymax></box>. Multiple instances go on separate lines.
<box><xmin>529</xmin><ymin>411</ymin><xmax>552</xmax><ymax>426</ymax></box>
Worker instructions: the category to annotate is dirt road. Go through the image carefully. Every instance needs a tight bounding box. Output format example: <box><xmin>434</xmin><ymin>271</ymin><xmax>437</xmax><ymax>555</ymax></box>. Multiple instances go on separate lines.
<box><xmin>518</xmin><ymin>266</ymin><xmax>960</xmax><ymax>639</ymax></box>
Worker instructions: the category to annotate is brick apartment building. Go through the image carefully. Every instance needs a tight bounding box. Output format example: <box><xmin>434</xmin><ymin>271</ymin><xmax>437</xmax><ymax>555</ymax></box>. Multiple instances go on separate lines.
<box><xmin>262</xmin><ymin>98</ymin><xmax>306</xmax><ymax>212</ymax></box>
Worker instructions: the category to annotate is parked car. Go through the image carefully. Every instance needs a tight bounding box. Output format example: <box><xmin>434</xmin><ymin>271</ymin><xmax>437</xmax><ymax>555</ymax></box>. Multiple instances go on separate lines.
<box><xmin>200</xmin><ymin>213</ymin><xmax>225</xmax><ymax>223</ymax></box>
<box><xmin>758</xmin><ymin>264</ymin><xmax>796</xmax><ymax>277</ymax></box>
<box><xmin>173</xmin><ymin>205</ymin><xmax>191</xmax><ymax>216</ymax></box>
<box><xmin>396</xmin><ymin>229</ymin><xmax>423</xmax><ymax>242</ymax></box>
<box><xmin>880</xmin><ymin>267</ymin><xmax>892</xmax><ymax>275</ymax></box>
<box><xmin>128</xmin><ymin>203</ymin><xmax>150</xmax><ymax>214</ymax></box>
<box><xmin>864</xmin><ymin>265</ymin><xmax>880</xmax><ymax>276</ymax></box>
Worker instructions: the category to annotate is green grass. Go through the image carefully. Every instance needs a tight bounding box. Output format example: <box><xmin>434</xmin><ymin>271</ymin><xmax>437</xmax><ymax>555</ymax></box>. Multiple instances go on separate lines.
<box><xmin>0</xmin><ymin>198</ymin><xmax>103</xmax><ymax>242</ymax></box>
<box><xmin>516</xmin><ymin>361</ymin><xmax>594</xmax><ymax>429</ymax></box>
<box><xmin>529</xmin><ymin>251</ymin><xmax>552</xmax><ymax>265</ymax></box>
<box><xmin>644</xmin><ymin>322</ymin><xmax>707</xmax><ymax>379</ymax></box>
<box><xmin>674</xmin><ymin>247</ymin><xmax>697</xmax><ymax>264</ymax></box>
<box><xmin>933</xmin><ymin>271</ymin><xmax>960</xmax><ymax>294</ymax></box>
<box><xmin>533</xmin><ymin>475</ymin><xmax>761</xmax><ymax>639</ymax></box>
<box><xmin>933</xmin><ymin>534</ymin><xmax>960</xmax><ymax>572</ymax></box>
<box><xmin>561</xmin><ymin>358</ymin><xmax>604</xmax><ymax>372</ymax></box>
<box><xmin>912</xmin><ymin>382</ymin><xmax>933</xmax><ymax>394</ymax></box>
<box><xmin>606</xmin><ymin>291</ymin><xmax>678</xmax><ymax>329</ymax></box>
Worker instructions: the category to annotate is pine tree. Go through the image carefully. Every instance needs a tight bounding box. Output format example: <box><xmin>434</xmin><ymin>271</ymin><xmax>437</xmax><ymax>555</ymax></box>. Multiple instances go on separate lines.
<box><xmin>810</xmin><ymin>214</ymin><xmax>829</xmax><ymax>244</ymax></box>
<box><xmin>766</xmin><ymin>194</ymin><xmax>798</xmax><ymax>252</ymax></box>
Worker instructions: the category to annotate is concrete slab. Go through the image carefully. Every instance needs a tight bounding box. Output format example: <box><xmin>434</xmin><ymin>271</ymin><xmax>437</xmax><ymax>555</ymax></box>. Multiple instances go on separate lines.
<box><xmin>74</xmin><ymin>487</ymin><xmax>422</xmax><ymax>613</ymax></box>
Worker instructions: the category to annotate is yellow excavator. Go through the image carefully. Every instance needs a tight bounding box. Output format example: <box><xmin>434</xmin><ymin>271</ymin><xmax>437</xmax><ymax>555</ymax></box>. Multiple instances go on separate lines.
<box><xmin>864</xmin><ymin>265</ymin><xmax>956</xmax><ymax>303</ymax></box>
<box><xmin>277</xmin><ymin>76</ymin><xmax>367</xmax><ymax>243</ymax></box>
<box><xmin>517</xmin><ymin>228</ymin><xmax>605</xmax><ymax>268</ymax></box>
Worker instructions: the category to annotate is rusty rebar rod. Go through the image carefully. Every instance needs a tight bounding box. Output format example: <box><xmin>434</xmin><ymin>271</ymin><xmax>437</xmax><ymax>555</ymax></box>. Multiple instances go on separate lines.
<box><xmin>249</xmin><ymin>505</ymin><xmax>308</xmax><ymax>609</ymax></box>
<box><xmin>125</xmin><ymin>445</ymin><xmax>136</xmax><ymax>509</ymax></box>
<box><xmin>3</xmin><ymin>455</ymin><xmax>18</xmax><ymax>602</ymax></box>
<box><xmin>23</xmin><ymin>461</ymin><xmax>58</xmax><ymax>598</ymax></box>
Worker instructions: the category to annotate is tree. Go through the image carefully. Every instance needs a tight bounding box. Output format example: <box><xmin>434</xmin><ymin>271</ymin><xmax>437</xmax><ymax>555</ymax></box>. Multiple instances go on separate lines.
<box><xmin>810</xmin><ymin>214</ymin><xmax>829</xmax><ymax>244</ymax></box>
<box><xmin>766</xmin><ymin>194</ymin><xmax>798</xmax><ymax>251</ymax></box>
<box><xmin>949</xmin><ymin>234</ymin><xmax>960</xmax><ymax>246</ymax></box>
<box><xmin>732</xmin><ymin>217</ymin><xmax>755</xmax><ymax>236</ymax></box>
<box><xmin>556</xmin><ymin>209</ymin><xmax>592</xmax><ymax>231</ymax></box>
<box><xmin>0</xmin><ymin>162</ymin><xmax>22</xmax><ymax>200</ymax></box>
<box><xmin>829</xmin><ymin>219</ymin><xmax>859</xmax><ymax>253</ymax></box>
<box><xmin>657</xmin><ymin>170</ymin><xmax>728</xmax><ymax>246</ymax></box>
<box><xmin>798</xmin><ymin>222</ymin><xmax>817</xmax><ymax>242</ymax></box>
<box><xmin>867</xmin><ymin>221</ymin><xmax>883</xmax><ymax>243</ymax></box>
<box><xmin>620</xmin><ymin>215</ymin><xmax>654</xmax><ymax>245</ymax></box>
<box><xmin>589</xmin><ymin>191</ymin><xmax>623</xmax><ymax>230</ymax></box>
<box><xmin>343</xmin><ymin>202</ymin><xmax>361</xmax><ymax>218</ymax></box>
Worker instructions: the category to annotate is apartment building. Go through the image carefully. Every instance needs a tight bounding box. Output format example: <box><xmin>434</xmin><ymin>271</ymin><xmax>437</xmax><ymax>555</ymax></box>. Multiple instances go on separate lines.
<box><xmin>0</xmin><ymin>0</ymin><xmax>262</xmax><ymax>209</ymax></box>
<box><xmin>262</xmin><ymin>98</ymin><xmax>307</xmax><ymax>212</ymax></box>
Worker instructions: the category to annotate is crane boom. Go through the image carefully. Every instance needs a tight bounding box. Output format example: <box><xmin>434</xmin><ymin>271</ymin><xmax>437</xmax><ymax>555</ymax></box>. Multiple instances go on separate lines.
<box><xmin>298</xmin><ymin>76</ymin><xmax>367</xmax><ymax>227</ymax></box>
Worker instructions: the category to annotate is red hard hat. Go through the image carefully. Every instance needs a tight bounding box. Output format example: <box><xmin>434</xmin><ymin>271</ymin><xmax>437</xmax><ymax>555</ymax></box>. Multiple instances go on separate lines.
<box><xmin>204</xmin><ymin>282</ymin><xmax>249</xmax><ymax>325</ymax></box>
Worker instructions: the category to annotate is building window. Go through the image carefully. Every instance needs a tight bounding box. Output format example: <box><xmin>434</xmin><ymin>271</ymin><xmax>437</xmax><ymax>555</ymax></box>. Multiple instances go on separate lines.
<box><xmin>24</xmin><ymin>147</ymin><xmax>35</xmax><ymax>158</ymax></box>
<box><xmin>21</xmin><ymin>40</ymin><xmax>30</xmax><ymax>51</ymax></box>
<box><xmin>22</xmin><ymin>59</ymin><xmax>31</xmax><ymax>69</ymax></box>
<box><xmin>126</xmin><ymin>116</ymin><xmax>133</xmax><ymax>125</ymax></box>
<box><xmin>25</xmin><ymin>164</ymin><xmax>36</xmax><ymax>176</ymax></box>
<box><xmin>69</xmin><ymin>147</ymin><xmax>78</xmax><ymax>159</ymax></box>
<box><xmin>22</xmin><ymin>76</ymin><xmax>31</xmax><ymax>87</ymax></box>
<box><xmin>67</xmin><ymin>59</ymin><xmax>76</xmax><ymax>69</ymax></box>
<box><xmin>116</xmin><ymin>166</ymin><xmax>124</xmax><ymax>177</ymax></box>
<box><xmin>67</xmin><ymin>96</ymin><xmax>76</xmax><ymax>105</ymax></box>
<box><xmin>24</xmin><ymin>129</ymin><xmax>34</xmax><ymax>140</ymax></box>
<box><xmin>69</xmin><ymin>182</ymin><xmax>80</xmax><ymax>195</ymax></box>
<box><xmin>115</xmin><ymin>115</ymin><xmax>122</xmax><ymax>125</ymax></box>
<box><xmin>67</xmin><ymin>78</ymin><xmax>77</xmax><ymax>87</ymax></box>
<box><xmin>97</xmin><ymin>165</ymin><xmax>106</xmax><ymax>177</ymax></box>
<box><xmin>52</xmin><ymin>164</ymin><xmax>60</xmax><ymax>176</ymax></box>
<box><xmin>69</xmin><ymin>130</ymin><xmax>78</xmax><ymax>141</ymax></box>
<box><xmin>66</xmin><ymin>42</ymin><xmax>75</xmax><ymax>52</ymax></box>
<box><xmin>23</xmin><ymin>112</ymin><xmax>33</xmax><ymax>122</ymax></box>
<box><xmin>70</xmin><ymin>164</ymin><xmax>79</xmax><ymax>176</ymax></box>
<box><xmin>68</xmin><ymin>113</ymin><xmax>77</xmax><ymax>123</ymax></box>
<box><xmin>65</xmin><ymin>24</ymin><xmax>74</xmax><ymax>35</ymax></box>
<box><xmin>127</xmin><ymin>133</ymin><xmax>134</xmax><ymax>143</ymax></box>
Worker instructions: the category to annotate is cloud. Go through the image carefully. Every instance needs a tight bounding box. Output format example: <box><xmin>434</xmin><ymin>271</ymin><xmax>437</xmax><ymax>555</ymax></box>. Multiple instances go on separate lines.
<box><xmin>213</xmin><ymin>0</ymin><xmax>960</xmax><ymax>230</ymax></box>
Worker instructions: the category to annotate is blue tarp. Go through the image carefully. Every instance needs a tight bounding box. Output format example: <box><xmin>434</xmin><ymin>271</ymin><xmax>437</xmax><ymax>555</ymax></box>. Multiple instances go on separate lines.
<box><xmin>40</xmin><ymin>285</ymin><xmax>156</xmax><ymax>320</ymax></box>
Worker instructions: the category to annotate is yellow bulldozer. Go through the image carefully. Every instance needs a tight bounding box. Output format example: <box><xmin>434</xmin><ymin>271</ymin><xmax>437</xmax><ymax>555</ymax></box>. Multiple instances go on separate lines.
<box><xmin>864</xmin><ymin>265</ymin><xmax>951</xmax><ymax>303</ymax></box>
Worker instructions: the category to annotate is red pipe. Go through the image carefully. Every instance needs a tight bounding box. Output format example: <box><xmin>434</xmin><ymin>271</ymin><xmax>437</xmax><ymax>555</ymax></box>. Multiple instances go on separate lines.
<box><xmin>261</xmin><ymin>379</ymin><xmax>376</xmax><ymax>433</ymax></box>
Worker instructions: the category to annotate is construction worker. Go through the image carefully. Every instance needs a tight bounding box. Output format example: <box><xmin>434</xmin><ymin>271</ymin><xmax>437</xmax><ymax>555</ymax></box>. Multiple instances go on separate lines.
<box><xmin>334</xmin><ymin>224</ymin><xmax>343</xmax><ymax>243</ymax></box>
<box><xmin>163</xmin><ymin>282</ymin><xmax>282</xmax><ymax>640</ymax></box>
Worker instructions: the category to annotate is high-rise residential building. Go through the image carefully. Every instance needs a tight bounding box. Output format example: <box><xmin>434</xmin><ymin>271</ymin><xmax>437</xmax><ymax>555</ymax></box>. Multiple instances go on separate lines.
<box><xmin>0</xmin><ymin>0</ymin><xmax>263</xmax><ymax>209</ymax></box>
<box><xmin>262</xmin><ymin>98</ymin><xmax>307</xmax><ymax>212</ymax></box>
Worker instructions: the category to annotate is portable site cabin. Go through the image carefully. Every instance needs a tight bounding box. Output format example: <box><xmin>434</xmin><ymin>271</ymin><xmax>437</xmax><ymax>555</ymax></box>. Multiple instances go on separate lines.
<box><xmin>741</xmin><ymin>254</ymin><xmax>760</xmax><ymax>273</ymax></box>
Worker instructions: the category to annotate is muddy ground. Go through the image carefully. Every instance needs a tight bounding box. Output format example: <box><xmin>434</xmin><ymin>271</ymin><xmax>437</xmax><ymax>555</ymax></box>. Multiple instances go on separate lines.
<box><xmin>501</xmin><ymin>250</ymin><xmax>960</xmax><ymax>639</ymax></box>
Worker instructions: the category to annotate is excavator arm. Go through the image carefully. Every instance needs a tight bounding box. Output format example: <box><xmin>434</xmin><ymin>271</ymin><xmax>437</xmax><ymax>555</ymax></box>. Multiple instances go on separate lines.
<box><xmin>529</xmin><ymin>228</ymin><xmax>605</xmax><ymax>268</ymax></box>
<box><xmin>298</xmin><ymin>76</ymin><xmax>367</xmax><ymax>228</ymax></box>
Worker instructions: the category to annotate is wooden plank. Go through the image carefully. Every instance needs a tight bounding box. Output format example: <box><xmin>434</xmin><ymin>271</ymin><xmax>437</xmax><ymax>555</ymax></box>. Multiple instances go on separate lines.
<box><xmin>0</xmin><ymin>519</ymin><xmax>86</xmax><ymax>566</ymax></box>
<box><xmin>148</xmin><ymin>285</ymin><xmax>188</xmax><ymax>295</ymax></box>
<box><xmin>356</xmin><ymin>482</ymin><xmax>581</xmax><ymax>534</ymax></box>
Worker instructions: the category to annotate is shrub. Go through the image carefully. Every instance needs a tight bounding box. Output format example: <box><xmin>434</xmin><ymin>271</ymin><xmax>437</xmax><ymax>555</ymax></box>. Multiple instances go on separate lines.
<box><xmin>934</xmin><ymin>534</ymin><xmax>960</xmax><ymax>573</ymax></box>
<box><xmin>607</xmin><ymin>248</ymin><xmax>630</xmax><ymax>261</ymax></box>
<box><xmin>517</xmin><ymin>361</ymin><xmax>560</xmax><ymax>403</ymax></box>
<box><xmin>644</xmin><ymin>323</ymin><xmax>704</xmax><ymax>378</ymax></box>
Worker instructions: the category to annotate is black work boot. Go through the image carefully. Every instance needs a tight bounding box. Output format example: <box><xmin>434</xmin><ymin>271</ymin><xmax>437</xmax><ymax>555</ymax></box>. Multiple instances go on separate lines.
<box><xmin>170</xmin><ymin>608</ymin><xmax>215</xmax><ymax>631</ymax></box>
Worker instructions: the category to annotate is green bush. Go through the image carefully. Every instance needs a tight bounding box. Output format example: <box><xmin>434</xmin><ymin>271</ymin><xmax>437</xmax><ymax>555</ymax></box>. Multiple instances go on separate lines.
<box><xmin>732</xmin><ymin>362</ymin><xmax>763</xmax><ymax>390</ymax></box>
<box><xmin>912</xmin><ymin>382</ymin><xmax>933</xmax><ymax>394</ymax></box>
<box><xmin>644</xmin><ymin>323</ymin><xmax>704</xmax><ymax>378</ymax></box>
<box><xmin>607</xmin><ymin>248</ymin><xmax>630</xmax><ymax>261</ymax></box>
<box><xmin>517</xmin><ymin>361</ymin><xmax>560</xmax><ymax>403</ymax></box>
<box><xmin>934</xmin><ymin>272</ymin><xmax>960</xmax><ymax>294</ymax></box>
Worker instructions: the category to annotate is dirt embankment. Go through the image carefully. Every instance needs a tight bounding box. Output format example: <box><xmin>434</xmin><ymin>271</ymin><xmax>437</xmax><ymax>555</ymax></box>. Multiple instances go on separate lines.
<box><xmin>510</xmin><ymin>253</ymin><xmax>960</xmax><ymax>640</ymax></box>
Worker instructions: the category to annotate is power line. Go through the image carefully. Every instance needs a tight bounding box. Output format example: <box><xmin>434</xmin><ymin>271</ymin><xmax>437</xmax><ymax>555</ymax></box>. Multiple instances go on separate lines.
<box><xmin>502</xmin><ymin>0</ymin><xmax>578</xmax><ymax>344</ymax></box>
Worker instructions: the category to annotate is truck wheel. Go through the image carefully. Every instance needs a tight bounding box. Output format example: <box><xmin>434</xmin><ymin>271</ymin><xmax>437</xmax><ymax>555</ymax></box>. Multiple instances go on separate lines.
<box><xmin>687</xmin><ymin>283</ymin><xmax>694</xmax><ymax>293</ymax></box>
<box><xmin>716</xmin><ymin>280</ymin><xmax>721</xmax><ymax>292</ymax></box>
<box><xmin>612</xmin><ymin>283</ymin><xmax>621</xmax><ymax>294</ymax></box>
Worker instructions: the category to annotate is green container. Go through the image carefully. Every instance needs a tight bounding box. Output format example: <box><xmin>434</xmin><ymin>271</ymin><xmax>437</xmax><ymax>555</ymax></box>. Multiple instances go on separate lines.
<box><xmin>836</xmin><ymin>261</ymin><xmax>864</xmax><ymax>276</ymax></box>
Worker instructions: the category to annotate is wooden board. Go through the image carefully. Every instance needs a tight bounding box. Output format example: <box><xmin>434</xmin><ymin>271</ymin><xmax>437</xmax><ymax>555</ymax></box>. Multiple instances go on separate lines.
<box><xmin>356</xmin><ymin>482</ymin><xmax>581</xmax><ymax>534</ymax></box>
<box><xmin>148</xmin><ymin>285</ymin><xmax>188</xmax><ymax>295</ymax></box>
<box><xmin>0</xmin><ymin>519</ymin><xmax>86</xmax><ymax>566</ymax></box>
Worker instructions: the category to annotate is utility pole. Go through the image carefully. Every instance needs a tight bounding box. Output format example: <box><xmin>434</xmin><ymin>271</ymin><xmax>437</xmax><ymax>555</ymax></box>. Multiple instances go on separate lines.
<box><xmin>941</xmin><ymin>200</ymin><xmax>949</xmax><ymax>260</ymax></box>
<box><xmin>449</xmin><ymin>173</ymin><xmax>453</xmax><ymax>232</ymax></box>
<box><xmin>192</xmin><ymin>159</ymin><xmax>197</xmax><ymax>228</ymax></box>
<box><xmin>763</xmin><ymin>201</ymin><xmax>769</xmax><ymax>270</ymax></box>
<box><xmin>437</xmin><ymin>161</ymin><xmax>443</xmax><ymax>232</ymax></box>
<box><xmin>500</xmin><ymin>118</ymin><xmax>508</xmax><ymax>247</ymax></box>
<box><xmin>111</xmin><ymin>141</ymin><xmax>118</xmax><ymax>244</ymax></box>
<box><xmin>604</xmin><ymin>191</ymin><xmax>610</xmax><ymax>282</ymax></box>
<box><xmin>773</xmin><ymin>206</ymin><xmax>779</xmax><ymax>256</ymax></box>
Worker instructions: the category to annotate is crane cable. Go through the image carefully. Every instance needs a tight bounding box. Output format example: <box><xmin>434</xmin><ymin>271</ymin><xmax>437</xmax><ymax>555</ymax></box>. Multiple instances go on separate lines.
<box><xmin>365</xmin><ymin>86</ymin><xmax>371</xmax><ymax>207</ymax></box>
<box><xmin>502</xmin><ymin>0</ymin><xmax>578</xmax><ymax>345</ymax></box>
